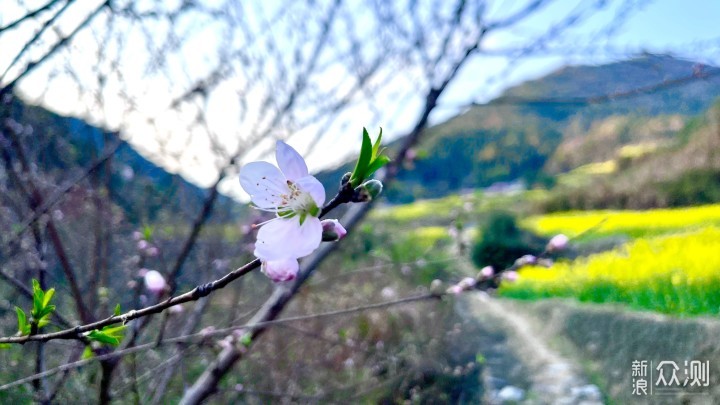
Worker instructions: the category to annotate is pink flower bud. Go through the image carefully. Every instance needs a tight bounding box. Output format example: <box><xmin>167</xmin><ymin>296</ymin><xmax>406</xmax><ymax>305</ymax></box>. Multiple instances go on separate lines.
<box><xmin>261</xmin><ymin>258</ymin><xmax>299</xmax><ymax>282</ymax></box>
<box><xmin>515</xmin><ymin>254</ymin><xmax>537</xmax><ymax>267</ymax></box>
<box><xmin>447</xmin><ymin>285</ymin><xmax>463</xmax><ymax>295</ymax></box>
<box><xmin>537</xmin><ymin>258</ymin><xmax>554</xmax><ymax>268</ymax></box>
<box><xmin>143</xmin><ymin>270</ymin><xmax>167</xmax><ymax>293</ymax></box>
<box><xmin>132</xmin><ymin>231</ymin><xmax>143</xmax><ymax>241</ymax></box>
<box><xmin>503</xmin><ymin>271</ymin><xmax>519</xmax><ymax>282</ymax></box>
<box><xmin>547</xmin><ymin>234</ymin><xmax>569</xmax><ymax>251</ymax></box>
<box><xmin>146</xmin><ymin>246</ymin><xmax>159</xmax><ymax>257</ymax></box>
<box><xmin>459</xmin><ymin>277</ymin><xmax>476</xmax><ymax>289</ymax></box>
<box><xmin>480</xmin><ymin>266</ymin><xmax>494</xmax><ymax>279</ymax></box>
<box><xmin>321</xmin><ymin>219</ymin><xmax>347</xmax><ymax>241</ymax></box>
<box><xmin>137</xmin><ymin>240</ymin><xmax>149</xmax><ymax>250</ymax></box>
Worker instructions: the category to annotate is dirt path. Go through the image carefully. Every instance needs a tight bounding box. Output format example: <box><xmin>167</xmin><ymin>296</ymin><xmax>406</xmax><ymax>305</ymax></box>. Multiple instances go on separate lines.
<box><xmin>457</xmin><ymin>295</ymin><xmax>604</xmax><ymax>404</ymax></box>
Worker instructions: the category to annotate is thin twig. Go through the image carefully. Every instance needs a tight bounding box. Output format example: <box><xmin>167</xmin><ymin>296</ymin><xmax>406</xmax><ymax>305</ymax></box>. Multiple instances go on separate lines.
<box><xmin>0</xmin><ymin>293</ymin><xmax>438</xmax><ymax>391</ymax></box>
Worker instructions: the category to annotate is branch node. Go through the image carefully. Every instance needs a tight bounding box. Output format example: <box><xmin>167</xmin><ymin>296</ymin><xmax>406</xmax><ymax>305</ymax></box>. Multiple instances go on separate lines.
<box><xmin>121</xmin><ymin>310</ymin><xmax>136</xmax><ymax>325</ymax></box>
<box><xmin>194</xmin><ymin>283</ymin><xmax>213</xmax><ymax>298</ymax></box>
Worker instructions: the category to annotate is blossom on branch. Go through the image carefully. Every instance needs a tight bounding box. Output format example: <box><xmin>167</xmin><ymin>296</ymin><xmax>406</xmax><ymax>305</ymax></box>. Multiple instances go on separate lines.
<box><xmin>240</xmin><ymin>141</ymin><xmax>343</xmax><ymax>282</ymax></box>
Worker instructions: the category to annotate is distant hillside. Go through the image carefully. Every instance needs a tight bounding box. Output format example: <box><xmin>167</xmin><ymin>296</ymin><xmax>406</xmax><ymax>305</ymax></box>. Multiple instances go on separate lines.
<box><xmin>317</xmin><ymin>55</ymin><xmax>720</xmax><ymax>203</ymax></box>
<box><xmin>542</xmin><ymin>100</ymin><xmax>720</xmax><ymax>211</ymax></box>
<box><xmin>545</xmin><ymin>114</ymin><xmax>686</xmax><ymax>173</ymax></box>
<box><xmin>4</xmin><ymin>97</ymin><xmax>241</xmax><ymax>224</ymax></box>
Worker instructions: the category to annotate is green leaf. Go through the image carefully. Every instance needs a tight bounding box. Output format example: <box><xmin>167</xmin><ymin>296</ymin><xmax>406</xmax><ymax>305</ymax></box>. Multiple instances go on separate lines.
<box><xmin>371</xmin><ymin>127</ymin><xmax>383</xmax><ymax>158</ymax></box>
<box><xmin>0</xmin><ymin>343</ymin><xmax>11</xmax><ymax>349</ymax></box>
<box><xmin>143</xmin><ymin>224</ymin><xmax>153</xmax><ymax>241</ymax></box>
<box><xmin>240</xmin><ymin>333</ymin><xmax>252</xmax><ymax>347</ymax></box>
<box><xmin>101</xmin><ymin>324</ymin><xmax>126</xmax><ymax>339</ymax></box>
<box><xmin>32</xmin><ymin>279</ymin><xmax>41</xmax><ymax>294</ymax></box>
<box><xmin>37</xmin><ymin>313</ymin><xmax>52</xmax><ymax>328</ymax></box>
<box><xmin>365</xmin><ymin>155</ymin><xmax>391</xmax><ymax>178</ymax></box>
<box><xmin>87</xmin><ymin>330</ymin><xmax>120</xmax><ymax>346</ymax></box>
<box><xmin>86</xmin><ymin>324</ymin><xmax>126</xmax><ymax>347</ymax></box>
<box><xmin>81</xmin><ymin>346</ymin><xmax>95</xmax><ymax>360</ymax></box>
<box><xmin>15</xmin><ymin>307</ymin><xmax>29</xmax><ymax>335</ymax></box>
<box><xmin>113</xmin><ymin>304</ymin><xmax>122</xmax><ymax>316</ymax></box>
<box><xmin>350</xmin><ymin>128</ymin><xmax>373</xmax><ymax>187</ymax></box>
<box><xmin>42</xmin><ymin>288</ymin><xmax>55</xmax><ymax>308</ymax></box>
<box><xmin>32</xmin><ymin>279</ymin><xmax>43</xmax><ymax>317</ymax></box>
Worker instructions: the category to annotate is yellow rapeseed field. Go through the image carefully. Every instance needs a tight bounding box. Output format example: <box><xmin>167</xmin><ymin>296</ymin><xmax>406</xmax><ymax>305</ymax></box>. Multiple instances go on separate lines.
<box><xmin>522</xmin><ymin>203</ymin><xmax>720</xmax><ymax>240</ymax></box>
<box><xmin>500</xmin><ymin>226</ymin><xmax>720</xmax><ymax>315</ymax></box>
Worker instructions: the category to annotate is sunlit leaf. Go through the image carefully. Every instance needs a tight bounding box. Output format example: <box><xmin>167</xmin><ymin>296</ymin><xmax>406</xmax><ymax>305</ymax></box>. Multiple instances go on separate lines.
<box><xmin>143</xmin><ymin>224</ymin><xmax>153</xmax><ymax>241</ymax></box>
<box><xmin>42</xmin><ymin>288</ymin><xmax>55</xmax><ymax>308</ymax></box>
<box><xmin>101</xmin><ymin>324</ymin><xmax>126</xmax><ymax>340</ymax></box>
<box><xmin>15</xmin><ymin>307</ymin><xmax>29</xmax><ymax>336</ymax></box>
<box><xmin>371</xmin><ymin>127</ymin><xmax>383</xmax><ymax>157</ymax></box>
<box><xmin>81</xmin><ymin>346</ymin><xmax>94</xmax><ymax>360</ymax></box>
<box><xmin>365</xmin><ymin>155</ymin><xmax>391</xmax><ymax>178</ymax></box>
<box><xmin>350</xmin><ymin>128</ymin><xmax>374</xmax><ymax>187</ymax></box>
<box><xmin>87</xmin><ymin>330</ymin><xmax>120</xmax><ymax>346</ymax></box>
<box><xmin>32</xmin><ymin>279</ymin><xmax>43</xmax><ymax>317</ymax></box>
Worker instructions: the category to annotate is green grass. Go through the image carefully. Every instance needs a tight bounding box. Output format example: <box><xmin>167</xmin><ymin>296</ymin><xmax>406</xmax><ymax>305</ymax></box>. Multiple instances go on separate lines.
<box><xmin>373</xmin><ymin>189</ymin><xmax>550</xmax><ymax>226</ymax></box>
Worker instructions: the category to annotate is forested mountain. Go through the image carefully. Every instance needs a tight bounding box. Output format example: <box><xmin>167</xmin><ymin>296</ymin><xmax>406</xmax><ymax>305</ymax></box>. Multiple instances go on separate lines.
<box><xmin>317</xmin><ymin>54</ymin><xmax>720</xmax><ymax>203</ymax></box>
<box><xmin>3</xmin><ymin>97</ymin><xmax>241</xmax><ymax>225</ymax></box>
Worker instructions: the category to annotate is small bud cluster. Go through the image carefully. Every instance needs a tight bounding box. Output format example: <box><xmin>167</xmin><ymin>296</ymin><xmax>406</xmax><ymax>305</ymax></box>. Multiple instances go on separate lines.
<box><xmin>447</xmin><ymin>277</ymin><xmax>477</xmax><ymax>295</ymax></box>
<box><xmin>445</xmin><ymin>236</ymin><xmax>573</xmax><ymax>298</ymax></box>
<box><xmin>443</xmin><ymin>265</ymin><xmax>497</xmax><ymax>295</ymax></box>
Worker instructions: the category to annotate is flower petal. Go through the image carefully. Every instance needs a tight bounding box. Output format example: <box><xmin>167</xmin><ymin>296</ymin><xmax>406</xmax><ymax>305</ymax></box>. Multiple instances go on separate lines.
<box><xmin>254</xmin><ymin>216</ymin><xmax>322</xmax><ymax>260</ymax></box>
<box><xmin>276</xmin><ymin>141</ymin><xmax>308</xmax><ymax>181</ymax></box>
<box><xmin>239</xmin><ymin>161</ymin><xmax>288</xmax><ymax>208</ymax></box>
<box><xmin>295</xmin><ymin>175</ymin><xmax>325</xmax><ymax>208</ymax></box>
<box><xmin>261</xmin><ymin>259</ymin><xmax>299</xmax><ymax>282</ymax></box>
